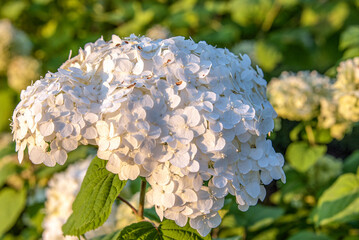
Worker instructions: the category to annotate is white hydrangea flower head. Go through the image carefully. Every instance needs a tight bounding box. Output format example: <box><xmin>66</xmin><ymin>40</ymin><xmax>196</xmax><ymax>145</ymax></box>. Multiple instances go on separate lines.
<box><xmin>317</xmin><ymin>57</ymin><xmax>359</xmax><ymax>139</ymax></box>
<box><xmin>13</xmin><ymin>34</ymin><xmax>285</xmax><ymax>236</ymax></box>
<box><xmin>334</xmin><ymin>58</ymin><xmax>359</xmax><ymax>123</ymax></box>
<box><xmin>337</xmin><ymin>92</ymin><xmax>359</xmax><ymax>122</ymax></box>
<box><xmin>7</xmin><ymin>56</ymin><xmax>40</xmax><ymax>92</ymax></box>
<box><xmin>317</xmin><ymin>97</ymin><xmax>350</xmax><ymax>140</ymax></box>
<box><xmin>43</xmin><ymin>158</ymin><xmax>118</xmax><ymax>240</ymax></box>
<box><xmin>267</xmin><ymin>71</ymin><xmax>332</xmax><ymax>121</ymax></box>
<box><xmin>335</xmin><ymin>57</ymin><xmax>359</xmax><ymax>91</ymax></box>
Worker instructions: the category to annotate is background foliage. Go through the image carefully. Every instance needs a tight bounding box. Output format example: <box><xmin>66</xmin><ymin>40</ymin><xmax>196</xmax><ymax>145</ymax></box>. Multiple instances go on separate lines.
<box><xmin>0</xmin><ymin>0</ymin><xmax>359</xmax><ymax>239</ymax></box>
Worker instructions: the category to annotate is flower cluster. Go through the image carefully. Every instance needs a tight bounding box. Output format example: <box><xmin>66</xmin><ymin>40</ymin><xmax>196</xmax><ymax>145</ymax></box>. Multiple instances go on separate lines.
<box><xmin>43</xmin><ymin>159</ymin><xmax>118</xmax><ymax>239</ymax></box>
<box><xmin>335</xmin><ymin>57</ymin><xmax>359</xmax><ymax>92</ymax></box>
<box><xmin>334</xmin><ymin>58</ymin><xmax>359</xmax><ymax>123</ymax></box>
<box><xmin>268</xmin><ymin>60</ymin><xmax>359</xmax><ymax>140</ymax></box>
<box><xmin>0</xmin><ymin>19</ymin><xmax>39</xmax><ymax>92</ymax></box>
<box><xmin>13</xmin><ymin>35</ymin><xmax>285</xmax><ymax>236</ymax></box>
<box><xmin>267</xmin><ymin>71</ymin><xmax>332</xmax><ymax>122</ymax></box>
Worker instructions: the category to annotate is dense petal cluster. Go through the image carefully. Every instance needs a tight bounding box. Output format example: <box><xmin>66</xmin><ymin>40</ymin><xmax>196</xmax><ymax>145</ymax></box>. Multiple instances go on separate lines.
<box><xmin>267</xmin><ymin>58</ymin><xmax>359</xmax><ymax>140</ymax></box>
<box><xmin>43</xmin><ymin>159</ymin><xmax>118</xmax><ymax>239</ymax></box>
<box><xmin>267</xmin><ymin>71</ymin><xmax>332</xmax><ymax>121</ymax></box>
<box><xmin>13</xmin><ymin>35</ymin><xmax>285</xmax><ymax>236</ymax></box>
<box><xmin>334</xmin><ymin>58</ymin><xmax>359</xmax><ymax>123</ymax></box>
<box><xmin>335</xmin><ymin>57</ymin><xmax>359</xmax><ymax>91</ymax></box>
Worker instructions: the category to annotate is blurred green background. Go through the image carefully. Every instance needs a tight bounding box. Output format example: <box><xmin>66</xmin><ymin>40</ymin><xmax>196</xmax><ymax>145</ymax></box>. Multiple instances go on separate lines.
<box><xmin>0</xmin><ymin>0</ymin><xmax>359</xmax><ymax>239</ymax></box>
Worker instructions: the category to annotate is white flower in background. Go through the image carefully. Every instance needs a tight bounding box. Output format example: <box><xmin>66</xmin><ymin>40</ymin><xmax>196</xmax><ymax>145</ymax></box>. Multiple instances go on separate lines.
<box><xmin>319</xmin><ymin>57</ymin><xmax>359</xmax><ymax>139</ymax></box>
<box><xmin>334</xmin><ymin>57</ymin><xmax>359</xmax><ymax>123</ymax></box>
<box><xmin>268</xmin><ymin>58</ymin><xmax>359</xmax><ymax>140</ymax></box>
<box><xmin>0</xmin><ymin>19</ymin><xmax>32</xmax><ymax>73</ymax></box>
<box><xmin>267</xmin><ymin>71</ymin><xmax>332</xmax><ymax>121</ymax></box>
<box><xmin>335</xmin><ymin>57</ymin><xmax>359</xmax><ymax>91</ymax></box>
<box><xmin>7</xmin><ymin>56</ymin><xmax>40</xmax><ymax>92</ymax></box>
<box><xmin>13</xmin><ymin>35</ymin><xmax>285</xmax><ymax>236</ymax></box>
<box><xmin>146</xmin><ymin>25</ymin><xmax>171</xmax><ymax>40</ymax></box>
<box><xmin>337</xmin><ymin>92</ymin><xmax>359</xmax><ymax>122</ymax></box>
<box><xmin>43</xmin><ymin>158</ymin><xmax>118</xmax><ymax>240</ymax></box>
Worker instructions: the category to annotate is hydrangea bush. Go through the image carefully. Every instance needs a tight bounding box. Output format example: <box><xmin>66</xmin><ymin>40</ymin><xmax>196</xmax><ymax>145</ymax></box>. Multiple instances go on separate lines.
<box><xmin>335</xmin><ymin>58</ymin><xmax>359</xmax><ymax>123</ymax></box>
<box><xmin>267</xmin><ymin>71</ymin><xmax>332</xmax><ymax>122</ymax></box>
<box><xmin>268</xmin><ymin>58</ymin><xmax>359</xmax><ymax>140</ymax></box>
<box><xmin>12</xmin><ymin>35</ymin><xmax>285</xmax><ymax>237</ymax></box>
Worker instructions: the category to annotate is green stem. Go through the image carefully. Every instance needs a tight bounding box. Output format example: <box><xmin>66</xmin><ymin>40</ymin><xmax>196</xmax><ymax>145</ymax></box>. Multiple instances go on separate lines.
<box><xmin>305</xmin><ymin>125</ymin><xmax>316</xmax><ymax>145</ymax></box>
<box><xmin>138</xmin><ymin>179</ymin><xmax>147</xmax><ymax>219</ymax></box>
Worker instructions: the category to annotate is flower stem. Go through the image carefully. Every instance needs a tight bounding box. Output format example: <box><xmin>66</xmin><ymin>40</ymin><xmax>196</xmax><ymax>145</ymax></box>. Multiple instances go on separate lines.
<box><xmin>305</xmin><ymin>125</ymin><xmax>316</xmax><ymax>145</ymax></box>
<box><xmin>117</xmin><ymin>195</ymin><xmax>138</xmax><ymax>216</ymax></box>
<box><xmin>138</xmin><ymin>179</ymin><xmax>147</xmax><ymax>219</ymax></box>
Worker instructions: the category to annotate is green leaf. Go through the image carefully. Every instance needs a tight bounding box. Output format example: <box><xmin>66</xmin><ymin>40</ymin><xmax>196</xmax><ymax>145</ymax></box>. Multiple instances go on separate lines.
<box><xmin>251</xmin><ymin>228</ymin><xmax>278</xmax><ymax>240</ymax></box>
<box><xmin>277</xmin><ymin>0</ymin><xmax>298</xmax><ymax>8</ymax></box>
<box><xmin>289</xmin><ymin>123</ymin><xmax>304</xmax><ymax>142</ymax></box>
<box><xmin>0</xmin><ymin>1</ymin><xmax>28</xmax><ymax>20</ymax></box>
<box><xmin>255</xmin><ymin>40</ymin><xmax>282</xmax><ymax>72</ymax></box>
<box><xmin>62</xmin><ymin>157</ymin><xmax>127</xmax><ymax>236</ymax></box>
<box><xmin>224</xmin><ymin>204</ymin><xmax>284</xmax><ymax>232</ymax></box>
<box><xmin>117</xmin><ymin>220</ymin><xmax>212</xmax><ymax>240</ymax></box>
<box><xmin>340</xmin><ymin>26</ymin><xmax>359</xmax><ymax>59</ymax></box>
<box><xmin>286</xmin><ymin>142</ymin><xmax>326</xmax><ymax>173</ymax></box>
<box><xmin>214</xmin><ymin>237</ymin><xmax>242</xmax><ymax>240</ymax></box>
<box><xmin>343</xmin><ymin>47</ymin><xmax>359</xmax><ymax>60</ymax></box>
<box><xmin>160</xmin><ymin>220</ymin><xmax>212</xmax><ymax>240</ymax></box>
<box><xmin>117</xmin><ymin>221</ymin><xmax>160</xmax><ymax>240</ymax></box>
<box><xmin>246</xmin><ymin>205</ymin><xmax>284</xmax><ymax>231</ymax></box>
<box><xmin>22</xmin><ymin>202</ymin><xmax>45</xmax><ymax>234</ymax></box>
<box><xmin>0</xmin><ymin>188</ymin><xmax>27</xmax><ymax>235</ymax></box>
<box><xmin>0</xmin><ymin>142</ymin><xmax>15</xmax><ymax>159</ymax></box>
<box><xmin>288</xmin><ymin>231</ymin><xmax>332</xmax><ymax>240</ymax></box>
<box><xmin>279</xmin><ymin>167</ymin><xmax>306</xmax><ymax>196</ymax></box>
<box><xmin>314</xmin><ymin>129</ymin><xmax>332</xmax><ymax>144</ymax></box>
<box><xmin>90</xmin><ymin>230</ymin><xmax>122</xmax><ymax>240</ymax></box>
<box><xmin>0</xmin><ymin>161</ymin><xmax>18</xmax><ymax>188</ymax></box>
<box><xmin>316</xmin><ymin>172</ymin><xmax>359</xmax><ymax>226</ymax></box>
<box><xmin>343</xmin><ymin>150</ymin><xmax>359</xmax><ymax>173</ymax></box>
<box><xmin>339</xmin><ymin>26</ymin><xmax>359</xmax><ymax>50</ymax></box>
